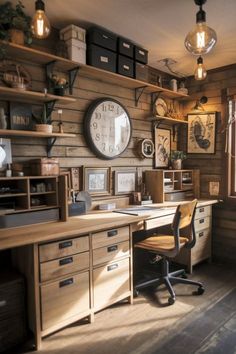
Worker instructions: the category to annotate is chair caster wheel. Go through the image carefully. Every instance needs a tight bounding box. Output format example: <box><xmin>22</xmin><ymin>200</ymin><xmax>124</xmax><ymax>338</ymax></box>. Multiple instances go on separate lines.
<box><xmin>168</xmin><ymin>297</ymin><xmax>175</xmax><ymax>305</ymax></box>
<box><xmin>133</xmin><ymin>289</ymin><xmax>139</xmax><ymax>297</ymax></box>
<box><xmin>193</xmin><ymin>286</ymin><xmax>205</xmax><ymax>296</ymax></box>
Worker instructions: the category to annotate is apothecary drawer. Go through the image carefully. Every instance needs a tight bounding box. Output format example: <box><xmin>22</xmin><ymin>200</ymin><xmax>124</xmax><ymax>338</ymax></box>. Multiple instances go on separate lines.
<box><xmin>40</xmin><ymin>251</ymin><xmax>89</xmax><ymax>282</ymax></box>
<box><xmin>92</xmin><ymin>226</ymin><xmax>129</xmax><ymax>249</ymax></box>
<box><xmin>194</xmin><ymin>216</ymin><xmax>210</xmax><ymax>232</ymax></box>
<box><xmin>93</xmin><ymin>241</ymin><xmax>130</xmax><ymax>267</ymax></box>
<box><xmin>93</xmin><ymin>258</ymin><xmax>130</xmax><ymax>309</ymax></box>
<box><xmin>195</xmin><ymin>205</ymin><xmax>211</xmax><ymax>220</ymax></box>
<box><xmin>41</xmin><ymin>271</ymin><xmax>90</xmax><ymax>331</ymax></box>
<box><xmin>39</xmin><ymin>235</ymin><xmax>89</xmax><ymax>262</ymax></box>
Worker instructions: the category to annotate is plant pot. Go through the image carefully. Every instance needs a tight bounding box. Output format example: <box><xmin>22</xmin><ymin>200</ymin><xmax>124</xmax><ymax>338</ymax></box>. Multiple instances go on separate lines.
<box><xmin>9</xmin><ymin>29</ymin><xmax>24</xmax><ymax>45</ymax></box>
<box><xmin>53</xmin><ymin>87</ymin><xmax>65</xmax><ymax>96</ymax></box>
<box><xmin>171</xmin><ymin>159</ymin><xmax>182</xmax><ymax>170</ymax></box>
<box><xmin>35</xmin><ymin>124</ymin><xmax>53</xmax><ymax>134</ymax></box>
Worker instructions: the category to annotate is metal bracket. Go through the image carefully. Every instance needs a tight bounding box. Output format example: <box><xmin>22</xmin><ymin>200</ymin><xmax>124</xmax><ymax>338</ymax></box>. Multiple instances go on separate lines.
<box><xmin>135</xmin><ymin>86</ymin><xmax>148</xmax><ymax>107</ymax></box>
<box><xmin>45</xmin><ymin>61</ymin><xmax>56</xmax><ymax>91</ymax></box>
<box><xmin>47</xmin><ymin>137</ymin><xmax>57</xmax><ymax>157</ymax></box>
<box><xmin>45</xmin><ymin>100</ymin><xmax>56</xmax><ymax>121</ymax></box>
<box><xmin>68</xmin><ymin>67</ymin><xmax>80</xmax><ymax>95</ymax></box>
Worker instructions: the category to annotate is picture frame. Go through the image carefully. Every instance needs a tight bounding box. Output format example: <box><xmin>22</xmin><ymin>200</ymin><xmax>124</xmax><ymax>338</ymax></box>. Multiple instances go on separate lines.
<box><xmin>9</xmin><ymin>102</ymin><xmax>32</xmax><ymax>130</ymax></box>
<box><xmin>114</xmin><ymin>169</ymin><xmax>137</xmax><ymax>195</ymax></box>
<box><xmin>154</xmin><ymin>127</ymin><xmax>171</xmax><ymax>168</ymax></box>
<box><xmin>70</xmin><ymin>167</ymin><xmax>80</xmax><ymax>191</ymax></box>
<box><xmin>83</xmin><ymin>167</ymin><xmax>110</xmax><ymax>196</ymax></box>
<box><xmin>0</xmin><ymin>138</ymin><xmax>12</xmax><ymax>170</ymax></box>
<box><xmin>187</xmin><ymin>112</ymin><xmax>216</xmax><ymax>154</ymax></box>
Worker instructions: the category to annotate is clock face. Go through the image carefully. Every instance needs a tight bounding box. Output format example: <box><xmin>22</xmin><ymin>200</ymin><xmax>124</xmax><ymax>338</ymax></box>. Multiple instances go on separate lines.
<box><xmin>84</xmin><ymin>98</ymin><xmax>132</xmax><ymax>159</ymax></box>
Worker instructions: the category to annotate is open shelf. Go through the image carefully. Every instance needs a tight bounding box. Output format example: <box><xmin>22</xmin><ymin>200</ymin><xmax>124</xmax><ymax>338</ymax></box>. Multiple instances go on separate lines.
<box><xmin>149</xmin><ymin>115</ymin><xmax>188</xmax><ymax>125</ymax></box>
<box><xmin>0</xmin><ymin>193</ymin><xmax>27</xmax><ymax>198</ymax></box>
<box><xmin>0</xmin><ymin>129</ymin><xmax>76</xmax><ymax>138</ymax></box>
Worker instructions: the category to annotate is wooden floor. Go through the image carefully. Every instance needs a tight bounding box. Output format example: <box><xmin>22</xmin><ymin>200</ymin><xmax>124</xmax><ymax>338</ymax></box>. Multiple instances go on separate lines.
<box><xmin>16</xmin><ymin>262</ymin><xmax>236</xmax><ymax>354</ymax></box>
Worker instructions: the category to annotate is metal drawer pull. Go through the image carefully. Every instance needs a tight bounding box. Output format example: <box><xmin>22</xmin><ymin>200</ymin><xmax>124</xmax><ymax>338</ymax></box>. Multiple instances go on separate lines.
<box><xmin>199</xmin><ymin>232</ymin><xmax>204</xmax><ymax>237</ymax></box>
<box><xmin>107</xmin><ymin>263</ymin><xmax>118</xmax><ymax>271</ymax></box>
<box><xmin>199</xmin><ymin>219</ymin><xmax>205</xmax><ymax>224</ymax></box>
<box><xmin>59</xmin><ymin>278</ymin><xmax>74</xmax><ymax>288</ymax></box>
<box><xmin>0</xmin><ymin>300</ymin><xmax>6</xmax><ymax>307</ymax></box>
<box><xmin>199</xmin><ymin>207</ymin><xmax>205</xmax><ymax>213</ymax></box>
<box><xmin>59</xmin><ymin>257</ymin><xmax>73</xmax><ymax>266</ymax></box>
<box><xmin>107</xmin><ymin>229</ymin><xmax>118</xmax><ymax>237</ymax></box>
<box><xmin>59</xmin><ymin>240</ymin><xmax>72</xmax><ymax>249</ymax></box>
<box><xmin>107</xmin><ymin>245</ymin><xmax>118</xmax><ymax>253</ymax></box>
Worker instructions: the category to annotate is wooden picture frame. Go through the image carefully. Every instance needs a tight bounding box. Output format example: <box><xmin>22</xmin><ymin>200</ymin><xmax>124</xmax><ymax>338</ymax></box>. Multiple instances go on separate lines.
<box><xmin>83</xmin><ymin>167</ymin><xmax>110</xmax><ymax>196</ymax></box>
<box><xmin>9</xmin><ymin>102</ymin><xmax>32</xmax><ymax>130</ymax></box>
<box><xmin>187</xmin><ymin>112</ymin><xmax>216</xmax><ymax>154</ymax></box>
<box><xmin>114</xmin><ymin>169</ymin><xmax>137</xmax><ymax>195</ymax></box>
<box><xmin>154</xmin><ymin>127</ymin><xmax>171</xmax><ymax>168</ymax></box>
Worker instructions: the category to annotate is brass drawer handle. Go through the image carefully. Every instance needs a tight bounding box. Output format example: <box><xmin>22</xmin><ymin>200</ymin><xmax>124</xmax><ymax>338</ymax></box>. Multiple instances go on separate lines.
<box><xmin>107</xmin><ymin>263</ymin><xmax>118</xmax><ymax>272</ymax></box>
<box><xmin>199</xmin><ymin>231</ymin><xmax>204</xmax><ymax>237</ymax></box>
<box><xmin>59</xmin><ymin>278</ymin><xmax>74</xmax><ymax>288</ymax></box>
<box><xmin>107</xmin><ymin>245</ymin><xmax>118</xmax><ymax>253</ymax></box>
<box><xmin>59</xmin><ymin>240</ymin><xmax>72</xmax><ymax>249</ymax></box>
<box><xmin>59</xmin><ymin>257</ymin><xmax>73</xmax><ymax>266</ymax></box>
<box><xmin>107</xmin><ymin>230</ymin><xmax>118</xmax><ymax>237</ymax></box>
<box><xmin>199</xmin><ymin>207</ymin><xmax>205</xmax><ymax>213</ymax></box>
<box><xmin>199</xmin><ymin>219</ymin><xmax>205</xmax><ymax>224</ymax></box>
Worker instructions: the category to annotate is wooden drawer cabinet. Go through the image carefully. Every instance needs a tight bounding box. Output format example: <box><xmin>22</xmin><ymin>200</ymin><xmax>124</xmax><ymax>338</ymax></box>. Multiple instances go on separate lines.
<box><xmin>93</xmin><ymin>258</ymin><xmax>130</xmax><ymax>310</ymax></box>
<box><xmin>39</xmin><ymin>235</ymin><xmax>89</xmax><ymax>262</ymax></box>
<box><xmin>40</xmin><ymin>251</ymin><xmax>89</xmax><ymax>282</ymax></box>
<box><xmin>92</xmin><ymin>226</ymin><xmax>129</xmax><ymax>249</ymax></box>
<box><xmin>41</xmin><ymin>271</ymin><xmax>90</xmax><ymax>331</ymax></box>
<box><xmin>93</xmin><ymin>241</ymin><xmax>130</xmax><ymax>267</ymax></box>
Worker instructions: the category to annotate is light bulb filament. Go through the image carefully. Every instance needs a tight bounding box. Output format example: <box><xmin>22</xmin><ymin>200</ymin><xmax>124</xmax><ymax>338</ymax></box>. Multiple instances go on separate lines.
<box><xmin>37</xmin><ymin>16</ymin><xmax>44</xmax><ymax>36</ymax></box>
<box><xmin>197</xmin><ymin>31</ymin><xmax>205</xmax><ymax>49</ymax></box>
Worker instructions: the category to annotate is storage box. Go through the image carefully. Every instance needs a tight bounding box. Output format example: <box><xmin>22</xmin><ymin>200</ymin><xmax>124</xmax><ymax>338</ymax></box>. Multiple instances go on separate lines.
<box><xmin>135</xmin><ymin>62</ymin><xmax>148</xmax><ymax>82</ymax></box>
<box><xmin>118</xmin><ymin>37</ymin><xmax>134</xmax><ymax>58</ymax></box>
<box><xmin>117</xmin><ymin>55</ymin><xmax>134</xmax><ymax>78</ymax></box>
<box><xmin>87</xmin><ymin>44</ymin><xmax>117</xmax><ymax>73</ymax></box>
<box><xmin>60</xmin><ymin>24</ymin><xmax>86</xmax><ymax>42</ymax></box>
<box><xmin>65</xmin><ymin>38</ymin><xmax>86</xmax><ymax>64</ymax></box>
<box><xmin>87</xmin><ymin>26</ymin><xmax>117</xmax><ymax>52</ymax></box>
<box><xmin>30</xmin><ymin>158</ymin><xmax>60</xmax><ymax>176</ymax></box>
<box><xmin>68</xmin><ymin>201</ymin><xmax>86</xmax><ymax>216</ymax></box>
<box><xmin>134</xmin><ymin>46</ymin><xmax>148</xmax><ymax>64</ymax></box>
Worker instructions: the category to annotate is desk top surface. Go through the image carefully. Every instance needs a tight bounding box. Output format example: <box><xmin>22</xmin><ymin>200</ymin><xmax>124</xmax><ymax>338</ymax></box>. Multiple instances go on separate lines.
<box><xmin>0</xmin><ymin>199</ymin><xmax>218</xmax><ymax>250</ymax></box>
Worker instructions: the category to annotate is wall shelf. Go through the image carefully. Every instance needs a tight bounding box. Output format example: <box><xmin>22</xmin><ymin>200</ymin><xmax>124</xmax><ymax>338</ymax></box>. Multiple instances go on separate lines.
<box><xmin>0</xmin><ymin>129</ymin><xmax>76</xmax><ymax>138</ymax></box>
<box><xmin>150</xmin><ymin>115</ymin><xmax>188</xmax><ymax>126</ymax></box>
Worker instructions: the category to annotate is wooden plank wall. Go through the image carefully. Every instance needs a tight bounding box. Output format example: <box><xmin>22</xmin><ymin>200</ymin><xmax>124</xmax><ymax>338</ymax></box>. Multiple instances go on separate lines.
<box><xmin>182</xmin><ymin>65</ymin><xmax>236</xmax><ymax>264</ymax></box>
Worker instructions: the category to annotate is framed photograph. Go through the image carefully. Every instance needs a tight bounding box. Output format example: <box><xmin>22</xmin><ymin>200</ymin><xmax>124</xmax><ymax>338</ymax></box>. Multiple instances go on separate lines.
<box><xmin>187</xmin><ymin>112</ymin><xmax>216</xmax><ymax>154</ymax></box>
<box><xmin>83</xmin><ymin>167</ymin><xmax>110</xmax><ymax>196</ymax></box>
<box><xmin>114</xmin><ymin>169</ymin><xmax>137</xmax><ymax>195</ymax></box>
<box><xmin>9</xmin><ymin>102</ymin><xmax>32</xmax><ymax>130</ymax></box>
<box><xmin>0</xmin><ymin>138</ymin><xmax>12</xmax><ymax>170</ymax></box>
<box><xmin>70</xmin><ymin>167</ymin><xmax>80</xmax><ymax>191</ymax></box>
<box><xmin>154</xmin><ymin>127</ymin><xmax>171</xmax><ymax>168</ymax></box>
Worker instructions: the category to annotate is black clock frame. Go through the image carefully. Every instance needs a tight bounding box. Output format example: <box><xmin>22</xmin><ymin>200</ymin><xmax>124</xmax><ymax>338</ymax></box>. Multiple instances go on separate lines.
<box><xmin>83</xmin><ymin>97</ymin><xmax>132</xmax><ymax>160</ymax></box>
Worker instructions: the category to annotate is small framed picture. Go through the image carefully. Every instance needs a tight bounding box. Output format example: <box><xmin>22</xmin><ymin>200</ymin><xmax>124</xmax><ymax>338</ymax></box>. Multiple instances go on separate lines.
<box><xmin>9</xmin><ymin>102</ymin><xmax>32</xmax><ymax>130</ymax></box>
<box><xmin>70</xmin><ymin>167</ymin><xmax>80</xmax><ymax>191</ymax></box>
<box><xmin>187</xmin><ymin>112</ymin><xmax>216</xmax><ymax>154</ymax></box>
<box><xmin>83</xmin><ymin>167</ymin><xmax>110</xmax><ymax>196</ymax></box>
<box><xmin>154</xmin><ymin>127</ymin><xmax>171</xmax><ymax>168</ymax></box>
<box><xmin>114</xmin><ymin>169</ymin><xmax>137</xmax><ymax>195</ymax></box>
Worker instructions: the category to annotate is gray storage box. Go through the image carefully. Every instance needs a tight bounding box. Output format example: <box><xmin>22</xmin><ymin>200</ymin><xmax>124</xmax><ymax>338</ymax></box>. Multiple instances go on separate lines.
<box><xmin>87</xmin><ymin>44</ymin><xmax>117</xmax><ymax>73</ymax></box>
<box><xmin>87</xmin><ymin>26</ymin><xmax>117</xmax><ymax>52</ymax></box>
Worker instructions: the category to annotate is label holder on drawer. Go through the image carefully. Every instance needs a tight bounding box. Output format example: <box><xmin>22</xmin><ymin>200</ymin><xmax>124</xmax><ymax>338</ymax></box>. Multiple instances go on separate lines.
<box><xmin>59</xmin><ymin>257</ymin><xmax>73</xmax><ymax>266</ymax></box>
<box><xmin>107</xmin><ymin>263</ymin><xmax>118</xmax><ymax>271</ymax></box>
<box><xmin>107</xmin><ymin>230</ymin><xmax>118</xmax><ymax>237</ymax></box>
<box><xmin>59</xmin><ymin>240</ymin><xmax>72</xmax><ymax>249</ymax></box>
<box><xmin>107</xmin><ymin>245</ymin><xmax>118</xmax><ymax>253</ymax></box>
<box><xmin>59</xmin><ymin>278</ymin><xmax>74</xmax><ymax>288</ymax></box>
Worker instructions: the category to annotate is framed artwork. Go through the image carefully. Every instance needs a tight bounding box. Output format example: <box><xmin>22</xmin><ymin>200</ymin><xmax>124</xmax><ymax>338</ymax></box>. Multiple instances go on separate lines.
<box><xmin>187</xmin><ymin>112</ymin><xmax>216</xmax><ymax>154</ymax></box>
<box><xmin>9</xmin><ymin>102</ymin><xmax>32</xmax><ymax>130</ymax></box>
<box><xmin>114</xmin><ymin>169</ymin><xmax>137</xmax><ymax>195</ymax></box>
<box><xmin>70</xmin><ymin>167</ymin><xmax>80</xmax><ymax>191</ymax></box>
<box><xmin>154</xmin><ymin>127</ymin><xmax>171</xmax><ymax>168</ymax></box>
<box><xmin>83</xmin><ymin>167</ymin><xmax>110</xmax><ymax>196</ymax></box>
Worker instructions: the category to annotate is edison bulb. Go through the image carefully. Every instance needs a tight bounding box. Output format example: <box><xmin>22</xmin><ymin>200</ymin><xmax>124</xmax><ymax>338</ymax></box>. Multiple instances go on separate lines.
<box><xmin>194</xmin><ymin>57</ymin><xmax>207</xmax><ymax>81</ymax></box>
<box><xmin>185</xmin><ymin>22</ymin><xmax>217</xmax><ymax>55</ymax></box>
<box><xmin>31</xmin><ymin>0</ymin><xmax>50</xmax><ymax>39</ymax></box>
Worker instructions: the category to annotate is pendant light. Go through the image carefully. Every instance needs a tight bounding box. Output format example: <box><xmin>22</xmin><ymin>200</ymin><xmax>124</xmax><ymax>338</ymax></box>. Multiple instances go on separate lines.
<box><xmin>194</xmin><ymin>56</ymin><xmax>207</xmax><ymax>80</ymax></box>
<box><xmin>31</xmin><ymin>0</ymin><xmax>51</xmax><ymax>39</ymax></box>
<box><xmin>185</xmin><ymin>0</ymin><xmax>217</xmax><ymax>55</ymax></box>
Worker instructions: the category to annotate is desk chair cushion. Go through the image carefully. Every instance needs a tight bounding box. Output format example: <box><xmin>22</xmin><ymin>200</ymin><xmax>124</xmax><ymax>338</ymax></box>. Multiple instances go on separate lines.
<box><xmin>135</xmin><ymin>235</ymin><xmax>189</xmax><ymax>253</ymax></box>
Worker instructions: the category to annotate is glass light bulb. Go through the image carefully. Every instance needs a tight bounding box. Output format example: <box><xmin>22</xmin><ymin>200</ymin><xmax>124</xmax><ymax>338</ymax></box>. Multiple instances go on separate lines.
<box><xmin>185</xmin><ymin>22</ymin><xmax>217</xmax><ymax>55</ymax></box>
<box><xmin>194</xmin><ymin>58</ymin><xmax>207</xmax><ymax>81</ymax></box>
<box><xmin>31</xmin><ymin>10</ymin><xmax>51</xmax><ymax>39</ymax></box>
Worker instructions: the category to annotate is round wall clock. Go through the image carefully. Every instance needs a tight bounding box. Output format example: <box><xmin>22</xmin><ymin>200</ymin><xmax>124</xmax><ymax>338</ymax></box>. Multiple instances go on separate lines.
<box><xmin>154</xmin><ymin>97</ymin><xmax>168</xmax><ymax>117</ymax></box>
<box><xmin>84</xmin><ymin>98</ymin><xmax>132</xmax><ymax>159</ymax></box>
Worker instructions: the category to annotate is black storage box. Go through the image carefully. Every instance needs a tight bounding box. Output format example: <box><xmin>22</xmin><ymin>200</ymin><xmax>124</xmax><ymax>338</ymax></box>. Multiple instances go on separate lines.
<box><xmin>135</xmin><ymin>62</ymin><xmax>149</xmax><ymax>82</ymax></box>
<box><xmin>118</xmin><ymin>37</ymin><xmax>134</xmax><ymax>58</ymax></box>
<box><xmin>117</xmin><ymin>55</ymin><xmax>134</xmax><ymax>78</ymax></box>
<box><xmin>134</xmin><ymin>46</ymin><xmax>148</xmax><ymax>64</ymax></box>
<box><xmin>87</xmin><ymin>44</ymin><xmax>117</xmax><ymax>73</ymax></box>
<box><xmin>68</xmin><ymin>201</ymin><xmax>86</xmax><ymax>217</ymax></box>
<box><xmin>87</xmin><ymin>26</ymin><xmax>117</xmax><ymax>52</ymax></box>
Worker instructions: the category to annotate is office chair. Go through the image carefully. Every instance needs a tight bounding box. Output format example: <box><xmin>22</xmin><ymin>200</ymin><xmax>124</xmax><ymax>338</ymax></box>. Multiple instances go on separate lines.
<box><xmin>134</xmin><ymin>199</ymin><xmax>205</xmax><ymax>305</ymax></box>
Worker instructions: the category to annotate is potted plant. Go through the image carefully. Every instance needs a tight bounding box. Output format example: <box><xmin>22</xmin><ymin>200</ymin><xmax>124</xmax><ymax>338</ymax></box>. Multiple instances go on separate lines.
<box><xmin>50</xmin><ymin>74</ymin><xmax>68</xmax><ymax>96</ymax></box>
<box><xmin>0</xmin><ymin>1</ymin><xmax>32</xmax><ymax>46</ymax></box>
<box><xmin>33</xmin><ymin>104</ymin><xmax>53</xmax><ymax>133</ymax></box>
<box><xmin>170</xmin><ymin>150</ymin><xmax>186</xmax><ymax>170</ymax></box>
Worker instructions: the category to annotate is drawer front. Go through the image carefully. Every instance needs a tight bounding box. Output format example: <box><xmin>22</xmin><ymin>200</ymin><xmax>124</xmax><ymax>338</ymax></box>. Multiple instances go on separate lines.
<box><xmin>194</xmin><ymin>216</ymin><xmax>211</xmax><ymax>232</ymax></box>
<box><xmin>92</xmin><ymin>226</ymin><xmax>129</xmax><ymax>249</ymax></box>
<box><xmin>145</xmin><ymin>214</ymin><xmax>174</xmax><ymax>230</ymax></box>
<box><xmin>41</xmin><ymin>271</ymin><xmax>89</xmax><ymax>331</ymax></box>
<box><xmin>192</xmin><ymin>228</ymin><xmax>211</xmax><ymax>264</ymax></box>
<box><xmin>39</xmin><ymin>236</ymin><xmax>89</xmax><ymax>262</ymax></box>
<box><xmin>93</xmin><ymin>258</ymin><xmax>130</xmax><ymax>309</ymax></box>
<box><xmin>93</xmin><ymin>241</ymin><xmax>130</xmax><ymax>267</ymax></box>
<box><xmin>40</xmin><ymin>251</ymin><xmax>89</xmax><ymax>282</ymax></box>
<box><xmin>195</xmin><ymin>205</ymin><xmax>211</xmax><ymax>220</ymax></box>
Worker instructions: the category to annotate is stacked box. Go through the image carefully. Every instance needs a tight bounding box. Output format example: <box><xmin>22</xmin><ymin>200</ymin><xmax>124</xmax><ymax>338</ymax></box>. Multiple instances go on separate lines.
<box><xmin>60</xmin><ymin>24</ymin><xmax>86</xmax><ymax>64</ymax></box>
